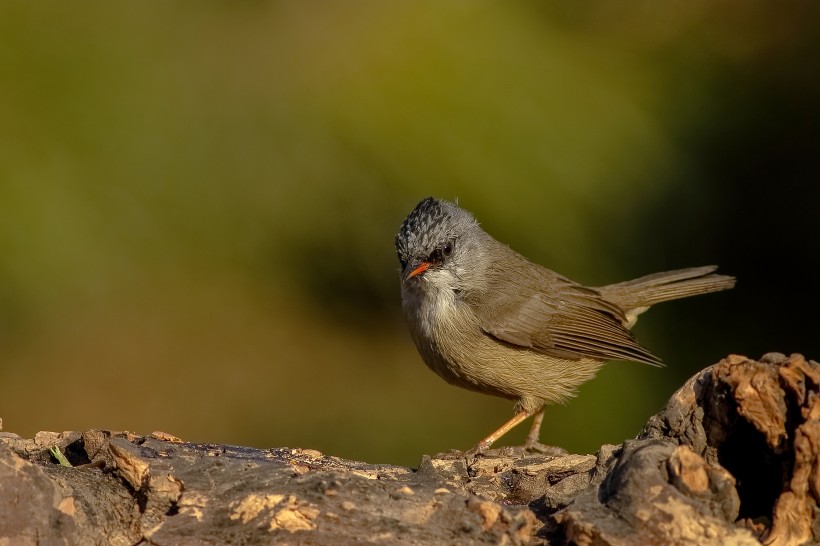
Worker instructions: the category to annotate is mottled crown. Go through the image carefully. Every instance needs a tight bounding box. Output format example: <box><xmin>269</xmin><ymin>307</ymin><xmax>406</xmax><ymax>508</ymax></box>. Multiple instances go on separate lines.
<box><xmin>395</xmin><ymin>197</ymin><xmax>477</xmax><ymax>266</ymax></box>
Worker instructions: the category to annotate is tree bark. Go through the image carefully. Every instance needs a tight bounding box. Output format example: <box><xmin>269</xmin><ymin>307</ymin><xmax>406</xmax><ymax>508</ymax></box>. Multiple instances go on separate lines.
<box><xmin>1</xmin><ymin>353</ymin><xmax>817</xmax><ymax>545</ymax></box>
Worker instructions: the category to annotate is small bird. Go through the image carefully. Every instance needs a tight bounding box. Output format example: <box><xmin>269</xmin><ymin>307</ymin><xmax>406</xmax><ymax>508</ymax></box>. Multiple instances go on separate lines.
<box><xmin>395</xmin><ymin>197</ymin><xmax>735</xmax><ymax>454</ymax></box>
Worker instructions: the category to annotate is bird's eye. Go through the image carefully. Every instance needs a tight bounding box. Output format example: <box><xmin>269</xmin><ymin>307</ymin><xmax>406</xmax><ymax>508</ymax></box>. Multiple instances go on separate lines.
<box><xmin>427</xmin><ymin>241</ymin><xmax>454</xmax><ymax>264</ymax></box>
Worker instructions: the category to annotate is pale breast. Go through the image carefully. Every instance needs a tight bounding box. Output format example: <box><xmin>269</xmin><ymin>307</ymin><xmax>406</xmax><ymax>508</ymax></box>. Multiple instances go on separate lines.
<box><xmin>404</xmin><ymin>288</ymin><xmax>604</xmax><ymax>411</ymax></box>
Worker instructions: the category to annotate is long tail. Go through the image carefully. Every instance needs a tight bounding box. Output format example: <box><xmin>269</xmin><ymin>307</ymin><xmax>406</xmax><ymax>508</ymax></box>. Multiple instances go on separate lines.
<box><xmin>597</xmin><ymin>266</ymin><xmax>736</xmax><ymax>311</ymax></box>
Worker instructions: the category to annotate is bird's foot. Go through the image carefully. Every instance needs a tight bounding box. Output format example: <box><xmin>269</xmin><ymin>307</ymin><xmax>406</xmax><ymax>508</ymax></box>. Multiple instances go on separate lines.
<box><xmin>522</xmin><ymin>440</ymin><xmax>567</xmax><ymax>456</ymax></box>
<box><xmin>464</xmin><ymin>439</ymin><xmax>493</xmax><ymax>459</ymax></box>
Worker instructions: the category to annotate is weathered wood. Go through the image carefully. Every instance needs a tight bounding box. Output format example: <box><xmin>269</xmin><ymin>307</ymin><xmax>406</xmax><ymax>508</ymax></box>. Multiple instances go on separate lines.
<box><xmin>1</xmin><ymin>353</ymin><xmax>818</xmax><ymax>545</ymax></box>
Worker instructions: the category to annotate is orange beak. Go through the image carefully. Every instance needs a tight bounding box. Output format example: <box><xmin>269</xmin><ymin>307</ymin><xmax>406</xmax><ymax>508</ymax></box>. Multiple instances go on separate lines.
<box><xmin>404</xmin><ymin>261</ymin><xmax>430</xmax><ymax>281</ymax></box>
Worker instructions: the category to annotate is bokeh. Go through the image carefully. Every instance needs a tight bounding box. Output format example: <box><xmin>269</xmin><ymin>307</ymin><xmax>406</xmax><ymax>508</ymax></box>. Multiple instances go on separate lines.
<box><xmin>1</xmin><ymin>2</ymin><xmax>818</xmax><ymax>467</ymax></box>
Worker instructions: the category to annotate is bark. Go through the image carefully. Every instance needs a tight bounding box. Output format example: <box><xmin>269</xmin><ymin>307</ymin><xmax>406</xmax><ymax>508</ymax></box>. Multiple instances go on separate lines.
<box><xmin>1</xmin><ymin>353</ymin><xmax>818</xmax><ymax>545</ymax></box>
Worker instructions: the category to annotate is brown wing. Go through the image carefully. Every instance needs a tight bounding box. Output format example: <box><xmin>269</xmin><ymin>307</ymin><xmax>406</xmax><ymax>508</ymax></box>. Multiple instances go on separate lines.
<box><xmin>469</xmin><ymin>254</ymin><xmax>663</xmax><ymax>367</ymax></box>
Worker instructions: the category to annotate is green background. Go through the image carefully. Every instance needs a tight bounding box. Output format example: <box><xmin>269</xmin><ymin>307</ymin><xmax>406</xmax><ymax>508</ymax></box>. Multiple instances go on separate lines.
<box><xmin>1</xmin><ymin>2</ymin><xmax>818</xmax><ymax>467</ymax></box>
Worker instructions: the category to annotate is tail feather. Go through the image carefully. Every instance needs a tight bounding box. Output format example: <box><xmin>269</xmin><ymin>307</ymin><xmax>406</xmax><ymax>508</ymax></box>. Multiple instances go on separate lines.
<box><xmin>597</xmin><ymin>266</ymin><xmax>736</xmax><ymax>311</ymax></box>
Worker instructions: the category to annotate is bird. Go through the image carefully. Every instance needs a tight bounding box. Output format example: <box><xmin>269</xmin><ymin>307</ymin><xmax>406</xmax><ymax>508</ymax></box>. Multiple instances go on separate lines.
<box><xmin>395</xmin><ymin>197</ymin><xmax>735</xmax><ymax>455</ymax></box>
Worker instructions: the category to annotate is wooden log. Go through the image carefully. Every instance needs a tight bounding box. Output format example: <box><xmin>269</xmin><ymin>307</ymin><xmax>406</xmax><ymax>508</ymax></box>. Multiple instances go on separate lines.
<box><xmin>1</xmin><ymin>353</ymin><xmax>817</xmax><ymax>545</ymax></box>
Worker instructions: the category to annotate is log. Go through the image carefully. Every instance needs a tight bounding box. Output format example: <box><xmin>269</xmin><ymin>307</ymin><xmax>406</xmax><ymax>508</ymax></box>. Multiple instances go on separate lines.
<box><xmin>1</xmin><ymin>353</ymin><xmax>818</xmax><ymax>545</ymax></box>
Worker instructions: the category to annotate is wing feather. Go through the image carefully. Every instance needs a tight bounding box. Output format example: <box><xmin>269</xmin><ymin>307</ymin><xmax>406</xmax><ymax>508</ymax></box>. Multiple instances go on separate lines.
<box><xmin>469</xmin><ymin>250</ymin><xmax>663</xmax><ymax>367</ymax></box>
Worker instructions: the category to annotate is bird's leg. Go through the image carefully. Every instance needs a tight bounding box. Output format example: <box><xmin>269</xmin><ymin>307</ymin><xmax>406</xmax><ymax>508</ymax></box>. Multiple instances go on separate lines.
<box><xmin>524</xmin><ymin>408</ymin><xmax>545</xmax><ymax>449</ymax></box>
<box><xmin>465</xmin><ymin>409</ymin><xmax>535</xmax><ymax>456</ymax></box>
<box><xmin>523</xmin><ymin>408</ymin><xmax>565</xmax><ymax>455</ymax></box>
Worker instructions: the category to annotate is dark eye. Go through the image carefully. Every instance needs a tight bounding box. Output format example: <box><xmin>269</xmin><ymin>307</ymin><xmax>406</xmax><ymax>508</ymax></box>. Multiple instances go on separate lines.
<box><xmin>428</xmin><ymin>241</ymin><xmax>454</xmax><ymax>264</ymax></box>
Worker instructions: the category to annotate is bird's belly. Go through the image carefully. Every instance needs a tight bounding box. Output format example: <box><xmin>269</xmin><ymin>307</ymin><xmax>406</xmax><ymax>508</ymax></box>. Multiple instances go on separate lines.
<box><xmin>407</xmin><ymin>297</ymin><xmax>604</xmax><ymax>410</ymax></box>
<box><xmin>438</xmin><ymin>334</ymin><xmax>603</xmax><ymax>408</ymax></box>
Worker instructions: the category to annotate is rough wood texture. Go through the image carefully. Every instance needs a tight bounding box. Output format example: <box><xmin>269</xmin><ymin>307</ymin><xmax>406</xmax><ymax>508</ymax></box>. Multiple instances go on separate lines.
<box><xmin>1</xmin><ymin>353</ymin><xmax>818</xmax><ymax>545</ymax></box>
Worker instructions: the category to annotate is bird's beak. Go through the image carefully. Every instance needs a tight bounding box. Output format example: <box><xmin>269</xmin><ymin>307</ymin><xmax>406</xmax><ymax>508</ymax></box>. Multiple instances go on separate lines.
<box><xmin>403</xmin><ymin>261</ymin><xmax>430</xmax><ymax>281</ymax></box>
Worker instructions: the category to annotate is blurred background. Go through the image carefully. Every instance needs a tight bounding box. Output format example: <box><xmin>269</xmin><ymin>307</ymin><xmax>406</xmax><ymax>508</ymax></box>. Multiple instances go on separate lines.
<box><xmin>1</xmin><ymin>2</ymin><xmax>818</xmax><ymax>467</ymax></box>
